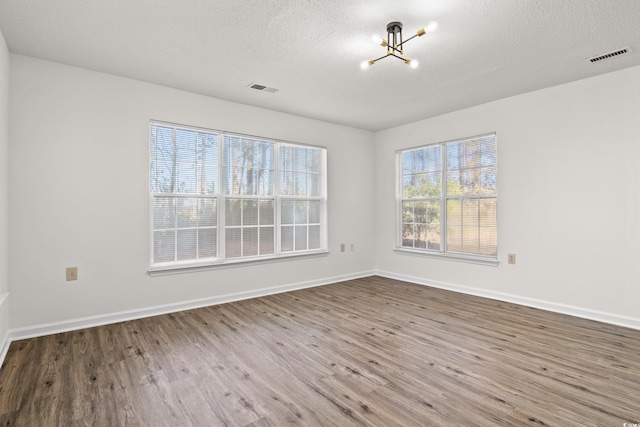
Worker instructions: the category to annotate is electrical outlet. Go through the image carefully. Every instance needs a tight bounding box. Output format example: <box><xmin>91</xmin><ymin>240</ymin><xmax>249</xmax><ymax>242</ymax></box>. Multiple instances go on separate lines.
<box><xmin>66</xmin><ymin>267</ymin><xmax>78</xmax><ymax>281</ymax></box>
<box><xmin>350</xmin><ymin>244</ymin><xmax>354</xmax><ymax>252</ymax></box>
<box><xmin>340</xmin><ymin>243</ymin><xmax>345</xmax><ymax>252</ymax></box>
<box><xmin>507</xmin><ymin>254</ymin><xmax>516</xmax><ymax>265</ymax></box>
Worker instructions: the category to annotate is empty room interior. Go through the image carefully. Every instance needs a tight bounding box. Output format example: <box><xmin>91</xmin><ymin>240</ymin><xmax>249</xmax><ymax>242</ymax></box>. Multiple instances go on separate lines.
<box><xmin>0</xmin><ymin>0</ymin><xmax>640</xmax><ymax>425</ymax></box>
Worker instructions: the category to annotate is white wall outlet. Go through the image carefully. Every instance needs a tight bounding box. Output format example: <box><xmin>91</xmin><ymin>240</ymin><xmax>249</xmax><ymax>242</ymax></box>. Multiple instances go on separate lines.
<box><xmin>66</xmin><ymin>267</ymin><xmax>78</xmax><ymax>281</ymax></box>
<box><xmin>350</xmin><ymin>244</ymin><xmax>354</xmax><ymax>251</ymax></box>
<box><xmin>507</xmin><ymin>254</ymin><xmax>516</xmax><ymax>265</ymax></box>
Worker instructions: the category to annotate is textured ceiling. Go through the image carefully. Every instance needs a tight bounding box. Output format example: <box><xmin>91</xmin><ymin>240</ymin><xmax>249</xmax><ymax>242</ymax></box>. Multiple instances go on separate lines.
<box><xmin>1</xmin><ymin>0</ymin><xmax>639</xmax><ymax>131</ymax></box>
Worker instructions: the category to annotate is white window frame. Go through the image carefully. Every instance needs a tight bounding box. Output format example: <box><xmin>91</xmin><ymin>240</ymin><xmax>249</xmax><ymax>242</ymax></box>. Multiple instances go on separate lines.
<box><xmin>395</xmin><ymin>133</ymin><xmax>498</xmax><ymax>266</ymax></box>
<box><xmin>149</xmin><ymin>121</ymin><xmax>328</xmax><ymax>273</ymax></box>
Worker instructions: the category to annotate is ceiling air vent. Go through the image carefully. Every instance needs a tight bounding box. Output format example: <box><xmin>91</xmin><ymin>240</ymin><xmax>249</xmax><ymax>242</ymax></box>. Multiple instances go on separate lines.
<box><xmin>586</xmin><ymin>47</ymin><xmax>630</xmax><ymax>63</ymax></box>
<box><xmin>247</xmin><ymin>83</ymin><xmax>279</xmax><ymax>93</ymax></box>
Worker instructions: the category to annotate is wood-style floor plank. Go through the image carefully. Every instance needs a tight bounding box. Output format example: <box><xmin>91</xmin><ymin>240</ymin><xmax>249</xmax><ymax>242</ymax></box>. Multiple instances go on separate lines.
<box><xmin>1</xmin><ymin>275</ymin><xmax>639</xmax><ymax>426</ymax></box>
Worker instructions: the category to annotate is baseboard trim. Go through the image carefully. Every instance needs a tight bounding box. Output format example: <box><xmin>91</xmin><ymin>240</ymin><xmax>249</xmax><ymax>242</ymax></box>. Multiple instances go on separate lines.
<box><xmin>376</xmin><ymin>270</ymin><xmax>640</xmax><ymax>331</ymax></box>
<box><xmin>0</xmin><ymin>331</ymin><xmax>9</xmax><ymax>371</ymax></box>
<box><xmin>0</xmin><ymin>293</ymin><xmax>10</xmax><ymax>369</ymax></box>
<box><xmin>8</xmin><ymin>270</ymin><xmax>375</xmax><ymax>342</ymax></box>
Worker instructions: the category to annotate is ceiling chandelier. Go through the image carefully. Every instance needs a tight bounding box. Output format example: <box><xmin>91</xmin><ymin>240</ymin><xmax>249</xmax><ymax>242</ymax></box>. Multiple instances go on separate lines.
<box><xmin>361</xmin><ymin>20</ymin><xmax>438</xmax><ymax>70</ymax></box>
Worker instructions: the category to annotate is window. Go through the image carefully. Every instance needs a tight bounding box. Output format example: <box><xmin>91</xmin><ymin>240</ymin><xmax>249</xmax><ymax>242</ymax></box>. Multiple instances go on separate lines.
<box><xmin>397</xmin><ymin>133</ymin><xmax>497</xmax><ymax>261</ymax></box>
<box><xmin>150</xmin><ymin>122</ymin><xmax>327</xmax><ymax>271</ymax></box>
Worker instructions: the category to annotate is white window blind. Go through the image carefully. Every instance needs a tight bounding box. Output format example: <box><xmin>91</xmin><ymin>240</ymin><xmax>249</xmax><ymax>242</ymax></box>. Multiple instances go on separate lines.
<box><xmin>398</xmin><ymin>133</ymin><xmax>497</xmax><ymax>259</ymax></box>
<box><xmin>150</xmin><ymin>125</ymin><xmax>219</xmax><ymax>265</ymax></box>
<box><xmin>150</xmin><ymin>122</ymin><xmax>327</xmax><ymax>271</ymax></box>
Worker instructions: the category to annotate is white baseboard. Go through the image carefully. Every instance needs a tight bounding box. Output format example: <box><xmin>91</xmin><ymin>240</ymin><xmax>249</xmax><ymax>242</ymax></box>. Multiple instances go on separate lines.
<box><xmin>0</xmin><ymin>293</ymin><xmax>10</xmax><ymax>369</ymax></box>
<box><xmin>7</xmin><ymin>270</ymin><xmax>375</xmax><ymax>342</ymax></box>
<box><xmin>376</xmin><ymin>270</ymin><xmax>640</xmax><ymax>331</ymax></box>
<box><xmin>0</xmin><ymin>330</ymin><xmax>9</xmax><ymax>369</ymax></box>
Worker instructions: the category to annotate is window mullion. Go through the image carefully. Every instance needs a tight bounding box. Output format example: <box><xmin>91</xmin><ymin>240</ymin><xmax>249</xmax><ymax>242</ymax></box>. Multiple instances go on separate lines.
<box><xmin>173</xmin><ymin>194</ymin><xmax>178</xmax><ymax>263</ymax></box>
<box><xmin>257</xmin><ymin>198</ymin><xmax>261</xmax><ymax>255</ymax></box>
<box><xmin>240</xmin><ymin>200</ymin><xmax>244</xmax><ymax>257</ymax></box>
<box><xmin>172</xmin><ymin>129</ymin><xmax>178</xmax><ymax>261</ymax></box>
<box><xmin>274</xmin><ymin>143</ymin><xmax>282</xmax><ymax>255</ymax></box>
<box><xmin>440</xmin><ymin>142</ymin><xmax>447</xmax><ymax>254</ymax></box>
<box><xmin>200</xmin><ymin>133</ymin><xmax>206</xmax><ymax>195</ymax></box>
<box><xmin>196</xmin><ymin>200</ymin><xmax>200</xmax><ymax>260</ymax></box>
<box><xmin>149</xmin><ymin>195</ymin><xmax>154</xmax><ymax>266</ymax></box>
<box><xmin>476</xmin><ymin>198</ymin><xmax>481</xmax><ymax>254</ymax></box>
<box><xmin>396</xmin><ymin>152</ymin><xmax>403</xmax><ymax>248</ymax></box>
<box><xmin>412</xmin><ymin>203</ymin><xmax>417</xmax><ymax>249</ymax></box>
<box><xmin>195</xmin><ymin>136</ymin><xmax>201</xmax><ymax>259</ymax></box>
<box><xmin>218</xmin><ymin>138</ymin><xmax>225</xmax><ymax>260</ymax></box>
<box><xmin>172</xmin><ymin>128</ymin><xmax>177</xmax><ymax>193</ymax></box>
<box><xmin>307</xmin><ymin>199</ymin><xmax>311</xmax><ymax>251</ymax></box>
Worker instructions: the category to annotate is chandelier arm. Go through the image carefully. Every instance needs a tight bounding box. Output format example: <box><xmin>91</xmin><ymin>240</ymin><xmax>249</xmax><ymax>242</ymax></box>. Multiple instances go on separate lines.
<box><xmin>389</xmin><ymin>53</ymin><xmax>407</xmax><ymax>61</ymax></box>
<box><xmin>370</xmin><ymin>53</ymin><xmax>392</xmax><ymax>65</ymax></box>
<box><xmin>402</xmin><ymin>33</ymin><xmax>420</xmax><ymax>44</ymax></box>
<box><xmin>371</xmin><ymin>52</ymin><xmax>406</xmax><ymax>66</ymax></box>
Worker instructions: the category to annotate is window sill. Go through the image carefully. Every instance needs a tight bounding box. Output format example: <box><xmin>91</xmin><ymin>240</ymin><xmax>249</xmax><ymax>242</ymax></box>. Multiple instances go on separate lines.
<box><xmin>148</xmin><ymin>250</ymin><xmax>330</xmax><ymax>276</ymax></box>
<box><xmin>393</xmin><ymin>248</ymin><xmax>499</xmax><ymax>267</ymax></box>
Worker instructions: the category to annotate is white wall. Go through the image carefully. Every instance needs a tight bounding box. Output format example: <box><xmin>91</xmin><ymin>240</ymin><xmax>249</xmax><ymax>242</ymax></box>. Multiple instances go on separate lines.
<box><xmin>8</xmin><ymin>54</ymin><xmax>376</xmax><ymax>329</ymax></box>
<box><xmin>375</xmin><ymin>65</ymin><xmax>640</xmax><ymax>323</ymax></box>
<box><xmin>0</xmin><ymin>30</ymin><xmax>9</xmax><ymax>340</ymax></box>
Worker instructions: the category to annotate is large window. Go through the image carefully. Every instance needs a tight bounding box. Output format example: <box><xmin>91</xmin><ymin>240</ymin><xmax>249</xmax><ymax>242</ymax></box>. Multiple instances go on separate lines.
<box><xmin>150</xmin><ymin>122</ymin><xmax>327</xmax><ymax>271</ymax></box>
<box><xmin>397</xmin><ymin>133</ymin><xmax>497</xmax><ymax>261</ymax></box>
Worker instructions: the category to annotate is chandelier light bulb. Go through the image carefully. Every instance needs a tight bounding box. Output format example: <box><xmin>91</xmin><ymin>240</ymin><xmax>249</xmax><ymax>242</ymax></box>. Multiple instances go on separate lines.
<box><xmin>404</xmin><ymin>58</ymin><xmax>419</xmax><ymax>69</ymax></box>
<box><xmin>360</xmin><ymin>60</ymin><xmax>370</xmax><ymax>70</ymax></box>
<box><xmin>371</xmin><ymin>34</ymin><xmax>388</xmax><ymax>47</ymax></box>
<box><xmin>426</xmin><ymin>21</ymin><xmax>438</xmax><ymax>32</ymax></box>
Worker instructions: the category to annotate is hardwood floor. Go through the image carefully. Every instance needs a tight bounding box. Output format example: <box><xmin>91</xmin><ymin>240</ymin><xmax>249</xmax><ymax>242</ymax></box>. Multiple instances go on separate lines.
<box><xmin>0</xmin><ymin>276</ymin><xmax>639</xmax><ymax>426</ymax></box>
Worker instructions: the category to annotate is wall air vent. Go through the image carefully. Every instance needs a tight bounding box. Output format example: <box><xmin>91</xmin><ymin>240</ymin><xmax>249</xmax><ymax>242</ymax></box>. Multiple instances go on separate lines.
<box><xmin>247</xmin><ymin>83</ymin><xmax>279</xmax><ymax>93</ymax></box>
<box><xmin>586</xmin><ymin>47</ymin><xmax>630</xmax><ymax>63</ymax></box>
